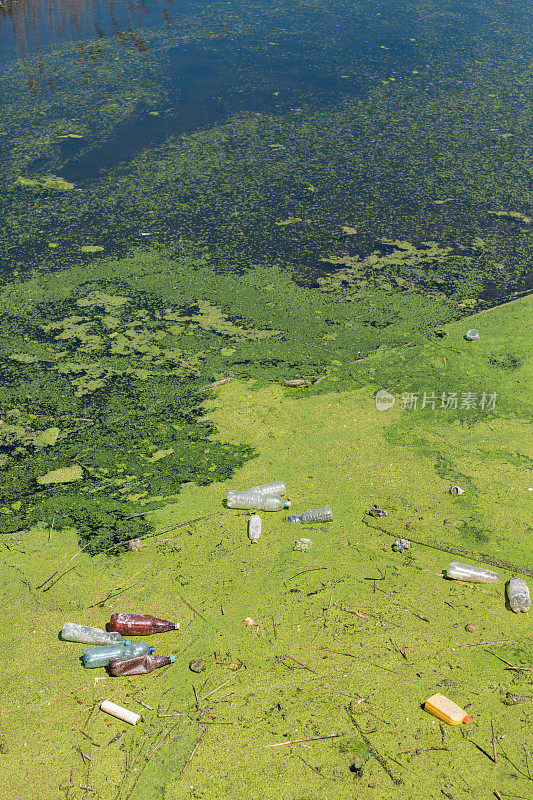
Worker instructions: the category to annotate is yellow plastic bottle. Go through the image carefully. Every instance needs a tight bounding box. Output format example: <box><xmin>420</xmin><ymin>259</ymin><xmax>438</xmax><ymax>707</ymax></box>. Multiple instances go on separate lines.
<box><xmin>424</xmin><ymin>693</ymin><xmax>472</xmax><ymax>725</ymax></box>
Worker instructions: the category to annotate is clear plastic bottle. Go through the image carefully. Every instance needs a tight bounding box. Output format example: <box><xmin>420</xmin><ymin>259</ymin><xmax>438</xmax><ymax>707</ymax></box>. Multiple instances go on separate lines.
<box><xmin>60</xmin><ymin>622</ymin><xmax>128</xmax><ymax>646</ymax></box>
<box><xmin>226</xmin><ymin>491</ymin><xmax>290</xmax><ymax>511</ymax></box>
<box><xmin>506</xmin><ymin>576</ymin><xmax>531</xmax><ymax>613</ymax></box>
<box><xmin>106</xmin><ymin>614</ymin><xmax>180</xmax><ymax>636</ymax></box>
<box><xmin>82</xmin><ymin>641</ymin><xmax>154</xmax><ymax>669</ymax></box>
<box><xmin>446</xmin><ymin>562</ymin><xmax>500</xmax><ymax>584</ymax></box>
<box><xmin>246</xmin><ymin>481</ymin><xmax>286</xmax><ymax>496</ymax></box>
<box><xmin>288</xmin><ymin>507</ymin><xmax>333</xmax><ymax>523</ymax></box>
<box><xmin>248</xmin><ymin>514</ymin><xmax>261</xmax><ymax>543</ymax></box>
<box><xmin>465</xmin><ymin>329</ymin><xmax>479</xmax><ymax>341</ymax></box>
<box><xmin>107</xmin><ymin>654</ymin><xmax>175</xmax><ymax>676</ymax></box>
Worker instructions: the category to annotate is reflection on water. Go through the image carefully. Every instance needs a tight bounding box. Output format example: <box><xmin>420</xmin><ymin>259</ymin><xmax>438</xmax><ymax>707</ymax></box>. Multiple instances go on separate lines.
<box><xmin>0</xmin><ymin>0</ymin><xmax>176</xmax><ymax>65</ymax></box>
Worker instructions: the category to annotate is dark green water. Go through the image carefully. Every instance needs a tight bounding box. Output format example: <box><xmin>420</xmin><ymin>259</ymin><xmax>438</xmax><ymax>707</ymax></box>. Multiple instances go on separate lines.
<box><xmin>0</xmin><ymin>0</ymin><xmax>531</xmax><ymax>549</ymax></box>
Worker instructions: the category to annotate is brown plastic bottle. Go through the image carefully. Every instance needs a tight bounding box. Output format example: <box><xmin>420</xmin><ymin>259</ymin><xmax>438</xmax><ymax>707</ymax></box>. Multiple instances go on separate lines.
<box><xmin>106</xmin><ymin>613</ymin><xmax>180</xmax><ymax>636</ymax></box>
<box><xmin>107</xmin><ymin>654</ymin><xmax>175</xmax><ymax>676</ymax></box>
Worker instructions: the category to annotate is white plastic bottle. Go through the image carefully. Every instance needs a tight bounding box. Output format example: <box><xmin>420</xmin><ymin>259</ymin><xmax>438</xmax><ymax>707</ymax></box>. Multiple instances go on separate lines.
<box><xmin>246</xmin><ymin>481</ymin><xmax>286</xmax><ymax>496</ymax></box>
<box><xmin>100</xmin><ymin>700</ymin><xmax>141</xmax><ymax>725</ymax></box>
<box><xmin>446</xmin><ymin>562</ymin><xmax>500</xmax><ymax>583</ymax></box>
<box><xmin>288</xmin><ymin>507</ymin><xmax>333</xmax><ymax>523</ymax></box>
<box><xmin>60</xmin><ymin>622</ymin><xmax>128</xmax><ymax>646</ymax></box>
<box><xmin>248</xmin><ymin>514</ymin><xmax>261</xmax><ymax>543</ymax></box>
<box><xmin>227</xmin><ymin>491</ymin><xmax>290</xmax><ymax>511</ymax></box>
<box><xmin>506</xmin><ymin>576</ymin><xmax>531</xmax><ymax>613</ymax></box>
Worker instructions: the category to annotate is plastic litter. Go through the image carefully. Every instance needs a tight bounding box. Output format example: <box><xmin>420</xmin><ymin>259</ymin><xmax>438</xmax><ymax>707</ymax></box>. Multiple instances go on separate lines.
<box><xmin>226</xmin><ymin>490</ymin><xmax>290</xmax><ymax>511</ymax></box>
<box><xmin>424</xmin><ymin>693</ymin><xmax>472</xmax><ymax>725</ymax></box>
<box><xmin>100</xmin><ymin>700</ymin><xmax>141</xmax><ymax>725</ymax></box>
<box><xmin>189</xmin><ymin>659</ymin><xmax>207</xmax><ymax>673</ymax></box>
<box><xmin>450</xmin><ymin>485</ymin><xmax>465</xmax><ymax>496</ymax></box>
<box><xmin>293</xmin><ymin>538</ymin><xmax>313</xmax><ymax>551</ymax></box>
<box><xmin>248</xmin><ymin>514</ymin><xmax>261</xmax><ymax>543</ymax></box>
<box><xmin>106</xmin><ymin>613</ymin><xmax>180</xmax><ymax>636</ymax></box>
<box><xmin>82</xmin><ymin>641</ymin><xmax>154</xmax><ymax>669</ymax></box>
<box><xmin>60</xmin><ymin>622</ymin><xmax>127</xmax><ymax>646</ymax></box>
<box><xmin>247</xmin><ymin>481</ymin><xmax>286</xmax><ymax>496</ymax></box>
<box><xmin>392</xmin><ymin>538</ymin><xmax>411</xmax><ymax>553</ymax></box>
<box><xmin>445</xmin><ymin>562</ymin><xmax>500</xmax><ymax>584</ymax></box>
<box><xmin>506</xmin><ymin>576</ymin><xmax>531</xmax><ymax>613</ymax></box>
<box><xmin>465</xmin><ymin>329</ymin><xmax>479</xmax><ymax>341</ymax></box>
<box><xmin>288</xmin><ymin>507</ymin><xmax>333</xmax><ymax>523</ymax></box>
<box><xmin>368</xmin><ymin>508</ymin><xmax>387</xmax><ymax>517</ymax></box>
<box><xmin>107</xmin><ymin>654</ymin><xmax>175</xmax><ymax>676</ymax></box>
<box><xmin>127</xmin><ymin>538</ymin><xmax>146</xmax><ymax>551</ymax></box>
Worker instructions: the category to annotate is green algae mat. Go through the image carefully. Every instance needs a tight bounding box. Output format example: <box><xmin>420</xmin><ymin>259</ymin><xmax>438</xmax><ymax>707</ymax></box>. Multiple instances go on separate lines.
<box><xmin>1</xmin><ymin>297</ymin><xmax>531</xmax><ymax>800</ymax></box>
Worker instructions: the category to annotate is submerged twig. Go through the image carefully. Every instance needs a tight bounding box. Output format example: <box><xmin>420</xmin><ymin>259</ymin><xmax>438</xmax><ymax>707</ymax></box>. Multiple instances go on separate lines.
<box><xmin>347</xmin><ymin>706</ymin><xmax>404</xmax><ymax>786</ymax></box>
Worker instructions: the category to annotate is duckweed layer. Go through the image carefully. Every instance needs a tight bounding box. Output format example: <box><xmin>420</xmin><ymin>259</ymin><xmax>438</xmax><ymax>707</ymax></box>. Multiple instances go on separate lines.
<box><xmin>0</xmin><ymin>299</ymin><xmax>531</xmax><ymax>800</ymax></box>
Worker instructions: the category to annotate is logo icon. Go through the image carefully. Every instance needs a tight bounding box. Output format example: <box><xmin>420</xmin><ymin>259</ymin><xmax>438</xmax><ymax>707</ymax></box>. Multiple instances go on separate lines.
<box><xmin>375</xmin><ymin>390</ymin><xmax>395</xmax><ymax>411</ymax></box>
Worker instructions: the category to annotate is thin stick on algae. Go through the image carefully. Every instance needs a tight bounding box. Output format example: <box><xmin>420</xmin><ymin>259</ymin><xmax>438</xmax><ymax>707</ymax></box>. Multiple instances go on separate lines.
<box><xmin>180</xmin><ymin>728</ymin><xmax>207</xmax><ymax>777</ymax></box>
<box><xmin>296</xmin><ymin>754</ymin><xmax>324</xmax><ymax>776</ymax></box>
<box><xmin>265</xmin><ymin>734</ymin><xmax>344</xmax><ymax>748</ymax></box>
<box><xmin>484</xmin><ymin>651</ymin><xmax>533</xmax><ymax>671</ymax></box>
<box><xmin>40</xmin><ymin>543</ymin><xmax>92</xmax><ymax>591</ymax></box>
<box><xmin>361</xmin><ymin>518</ymin><xmax>533</xmax><ymax>577</ymax></box>
<box><xmin>179</xmin><ymin>595</ymin><xmax>209</xmax><ymax>622</ymax></box>
<box><xmin>346</xmin><ymin>706</ymin><xmax>404</xmax><ymax>786</ymax></box>
<box><xmin>146</xmin><ymin>722</ymin><xmax>180</xmax><ymax>762</ymax></box>
<box><xmin>199</xmin><ymin>674</ymin><xmax>237</xmax><ymax>702</ymax></box>
<box><xmin>85</xmin><ymin>564</ymin><xmax>151</xmax><ymax>608</ymax></box>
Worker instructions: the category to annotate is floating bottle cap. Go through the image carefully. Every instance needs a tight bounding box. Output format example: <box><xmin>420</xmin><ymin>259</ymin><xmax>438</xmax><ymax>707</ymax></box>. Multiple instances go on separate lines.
<box><xmin>124</xmin><ymin>639</ymin><xmax>130</xmax><ymax>645</ymax></box>
<box><xmin>148</xmin><ymin>646</ymin><xmax>155</xmax><ymax>654</ymax></box>
<box><xmin>284</xmin><ymin>500</ymin><xmax>291</xmax><ymax>508</ymax></box>
<box><xmin>462</xmin><ymin>714</ymin><xmax>472</xmax><ymax>724</ymax></box>
<box><xmin>170</xmin><ymin>656</ymin><xmax>176</xmax><ymax>663</ymax></box>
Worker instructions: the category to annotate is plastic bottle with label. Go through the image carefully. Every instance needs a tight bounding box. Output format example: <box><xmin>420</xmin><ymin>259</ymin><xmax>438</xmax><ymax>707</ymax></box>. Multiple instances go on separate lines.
<box><xmin>82</xmin><ymin>641</ymin><xmax>154</xmax><ymax>669</ymax></box>
<box><xmin>107</xmin><ymin>654</ymin><xmax>175</xmax><ymax>676</ymax></box>
<box><xmin>106</xmin><ymin>614</ymin><xmax>180</xmax><ymax>636</ymax></box>
<box><xmin>506</xmin><ymin>576</ymin><xmax>531</xmax><ymax>613</ymax></box>
<box><xmin>60</xmin><ymin>622</ymin><xmax>128</xmax><ymax>646</ymax></box>
<box><xmin>288</xmin><ymin>507</ymin><xmax>333</xmax><ymax>523</ymax></box>
<box><xmin>226</xmin><ymin>491</ymin><xmax>290</xmax><ymax>511</ymax></box>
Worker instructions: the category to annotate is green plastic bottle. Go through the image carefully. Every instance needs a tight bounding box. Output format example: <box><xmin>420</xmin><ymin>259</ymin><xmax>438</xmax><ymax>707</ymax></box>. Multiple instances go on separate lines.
<box><xmin>82</xmin><ymin>641</ymin><xmax>154</xmax><ymax>669</ymax></box>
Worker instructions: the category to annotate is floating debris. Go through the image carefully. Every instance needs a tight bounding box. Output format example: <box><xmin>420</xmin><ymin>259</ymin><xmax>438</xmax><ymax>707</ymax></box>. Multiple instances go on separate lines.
<box><xmin>368</xmin><ymin>508</ymin><xmax>387</xmax><ymax>517</ymax></box>
<box><xmin>450</xmin><ymin>485</ymin><xmax>465</xmax><ymax>496</ymax></box>
<box><xmin>293</xmin><ymin>538</ymin><xmax>313</xmax><ymax>551</ymax></box>
<box><xmin>127</xmin><ymin>538</ymin><xmax>146</xmax><ymax>552</ymax></box>
<box><xmin>189</xmin><ymin>659</ymin><xmax>206</xmax><ymax>673</ymax></box>
<box><xmin>465</xmin><ymin>623</ymin><xmax>478</xmax><ymax>632</ymax></box>
<box><xmin>506</xmin><ymin>576</ymin><xmax>531</xmax><ymax>613</ymax></box>
<box><xmin>281</xmin><ymin>379</ymin><xmax>312</xmax><ymax>388</ymax></box>
<box><xmin>446</xmin><ymin>562</ymin><xmax>500</xmax><ymax>583</ymax></box>
<box><xmin>288</xmin><ymin>507</ymin><xmax>332</xmax><ymax>523</ymax></box>
<box><xmin>392</xmin><ymin>538</ymin><xmax>411</xmax><ymax>553</ymax></box>
<box><xmin>248</xmin><ymin>514</ymin><xmax>261</xmax><ymax>543</ymax></box>
<box><xmin>464</xmin><ymin>329</ymin><xmax>479</xmax><ymax>342</ymax></box>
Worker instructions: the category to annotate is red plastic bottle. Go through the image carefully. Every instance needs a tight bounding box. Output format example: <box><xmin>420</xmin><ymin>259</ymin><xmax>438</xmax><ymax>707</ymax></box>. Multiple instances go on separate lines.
<box><xmin>107</xmin><ymin>654</ymin><xmax>175</xmax><ymax>676</ymax></box>
<box><xmin>106</xmin><ymin>613</ymin><xmax>180</xmax><ymax>636</ymax></box>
